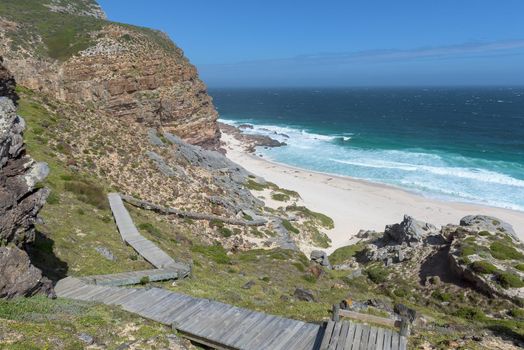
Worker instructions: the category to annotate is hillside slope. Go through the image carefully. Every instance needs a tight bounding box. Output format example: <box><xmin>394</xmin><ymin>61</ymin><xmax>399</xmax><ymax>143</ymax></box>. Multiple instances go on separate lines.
<box><xmin>0</xmin><ymin>0</ymin><xmax>219</xmax><ymax>148</ymax></box>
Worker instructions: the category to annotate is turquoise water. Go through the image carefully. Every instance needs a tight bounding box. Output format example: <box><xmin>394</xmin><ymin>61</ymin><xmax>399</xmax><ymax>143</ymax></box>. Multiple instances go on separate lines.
<box><xmin>209</xmin><ymin>88</ymin><xmax>524</xmax><ymax>211</ymax></box>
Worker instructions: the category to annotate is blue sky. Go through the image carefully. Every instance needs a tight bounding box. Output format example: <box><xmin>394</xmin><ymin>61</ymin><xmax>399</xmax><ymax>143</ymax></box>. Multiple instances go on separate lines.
<box><xmin>98</xmin><ymin>0</ymin><xmax>524</xmax><ymax>87</ymax></box>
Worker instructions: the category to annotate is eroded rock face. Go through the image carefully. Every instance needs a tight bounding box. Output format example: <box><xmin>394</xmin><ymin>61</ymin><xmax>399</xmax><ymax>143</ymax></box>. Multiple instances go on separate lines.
<box><xmin>2</xmin><ymin>23</ymin><xmax>220</xmax><ymax>149</ymax></box>
<box><xmin>44</xmin><ymin>0</ymin><xmax>107</xmax><ymax>19</ymax></box>
<box><xmin>0</xmin><ymin>246</ymin><xmax>54</xmax><ymax>299</ymax></box>
<box><xmin>460</xmin><ymin>215</ymin><xmax>517</xmax><ymax>240</ymax></box>
<box><xmin>0</xmin><ymin>60</ymin><xmax>53</xmax><ymax>298</ymax></box>
<box><xmin>385</xmin><ymin>215</ymin><xmax>437</xmax><ymax>244</ymax></box>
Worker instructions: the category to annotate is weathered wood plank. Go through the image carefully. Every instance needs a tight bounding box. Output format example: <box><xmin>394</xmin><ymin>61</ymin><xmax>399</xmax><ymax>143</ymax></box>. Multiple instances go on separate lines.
<box><xmin>359</xmin><ymin>325</ymin><xmax>370</xmax><ymax>350</ymax></box>
<box><xmin>344</xmin><ymin>322</ymin><xmax>357</xmax><ymax>350</ymax></box>
<box><xmin>399</xmin><ymin>336</ymin><xmax>407</xmax><ymax>350</ymax></box>
<box><xmin>320</xmin><ymin>320</ymin><xmax>335</xmax><ymax>350</ymax></box>
<box><xmin>366</xmin><ymin>326</ymin><xmax>377</xmax><ymax>350</ymax></box>
<box><xmin>328</xmin><ymin>321</ymin><xmax>342</xmax><ymax>350</ymax></box>
<box><xmin>338</xmin><ymin>310</ymin><xmax>398</xmax><ymax>329</ymax></box>
<box><xmin>351</xmin><ymin>323</ymin><xmax>363</xmax><ymax>350</ymax></box>
<box><xmin>375</xmin><ymin>327</ymin><xmax>385</xmax><ymax>350</ymax></box>
<box><xmin>335</xmin><ymin>321</ymin><xmax>350</xmax><ymax>350</ymax></box>
<box><xmin>382</xmin><ymin>329</ymin><xmax>392</xmax><ymax>350</ymax></box>
<box><xmin>391</xmin><ymin>332</ymin><xmax>399</xmax><ymax>350</ymax></box>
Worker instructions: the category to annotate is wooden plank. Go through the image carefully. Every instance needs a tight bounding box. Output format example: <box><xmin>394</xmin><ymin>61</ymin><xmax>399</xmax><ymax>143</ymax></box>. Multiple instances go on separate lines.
<box><xmin>262</xmin><ymin>319</ymin><xmax>307</xmax><ymax>350</ymax></box>
<box><xmin>338</xmin><ymin>310</ymin><xmax>397</xmax><ymax>329</ymax></box>
<box><xmin>320</xmin><ymin>320</ymin><xmax>335</xmax><ymax>350</ymax></box>
<box><xmin>232</xmin><ymin>315</ymin><xmax>285</xmax><ymax>348</ymax></box>
<box><xmin>351</xmin><ymin>323</ymin><xmax>363</xmax><ymax>350</ymax></box>
<box><xmin>343</xmin><ymin>322</ymin><xmax>356</xmax><ymax>350</ymax></box>
<box><xmin>204</xmin><ymin>308</ymin><xmax>255</xmax><ymax>342</ymax></box>
<box><xmin>391</xmin><ymin>332</ymin><xmax>399</xmax><ymax>350</ymax></box>
<box><xmin>220</xmin><ymin>310</ymin><xmax>269</xmax><ymax>346</ymax></box>
<box><xmin>335</xmin><ymin>321</ymin><xmax>350</xmax><ymax>350</ymax></box>
<box><xmin>328</xmin><ymin>321</ymin><xmax>342</xmax><ymax>350</ymax></box>
<box><xmin>359</xmin><ymin>325</ymin><xmax>370</xmax><ymax>350</ymax></box>
<box><xmin>366</xmin><ymin>327</ymin><xmax>378</xmax><ymax>350</ymax></box>
<box><xmin>382</xmin><ymin>329</ymin><xmax>392</xmax><ymax>350</ymax></box>
<box><xmin>277</xmin><ymin>323</ymin><xmax>317</xmax><ymax>350</ymax></box>
<box><xmin>375</xmin><ymin>327</ymin><xmax>385</xmax><ymax>350</ymax></box>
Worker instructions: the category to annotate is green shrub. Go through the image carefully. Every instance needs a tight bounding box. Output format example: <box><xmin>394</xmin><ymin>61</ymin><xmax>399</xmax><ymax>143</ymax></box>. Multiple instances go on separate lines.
<box><xmin>432</xmin><ymin>290</ymin><xmax>452</xmax><ymax>302</ymax></box>
<box><xmin>138</xmin><ymin>223</ymin><xmax>161</xmax><ymax>237</ymax></box>
<box><xmin>218</xmin><ymin>227</ymin><xmax>233</xmax><ymax>238</ymax></box>
<box><xmin>286</xmin><ymin>206</ymin><xmax>334</xmax><ymax>229</ymax></box>
<box><xmin>366</xmin><ymin>266</ymin><xmax>389</xmax><ymax>284</ymax></box>
<box><xmin>490</xmin><ymin>242</ymin><xmax>524</xmax><ymax>260</ymax></box>
<box><xmin>509</xmin><ymin>308</ymin><xmax>524</xmax><ymax>318</ymax></box>
<box><xmin>64</xmin><ymin>180</ymin><xmax>107</xmax><ymax>209</ymax></box>
<box><xmin>46</xmin><ymin>191</ymin><xmax>60</xmax><ymax>205</ymax></box>
<box><xmin>245</xmin><ymin>179</ymin><xmax>267</xmax><ymax>191</ymax></box>
<box><xmin>243</xmin><ymin>214</ymin><xmax>253</xmax><ymax>221</ymax></box>
<box><xmin>496</xmin><ymin>272</ymin><xmax>524</xmax><ymax>289</ymax></box>
<box><xmin>209</xmin><ymin>219</ymin><xmax>224</xmax><ymax>228</ymax></box>
<box><xmin>282</xmin><ymin>220</ymin><xmax>299</xmax><ymax>234</ymax></box>
<box><xmin>394</xmin><ymin>287</ymin><xmax>410</xmax><ymax>298</ymax></box>
<box><xmin>469</xmin><ymin>260</ymin><xmax>498</xmax><ymax>274</ymax></box>
<box><xmin>478</xmin><ymin>231</ymin><xmax>490</xmax><ymax>236</ymax></box>
<box><xmin>271</xmin><ymin>193</ymin><xmax>290</xmax><ymax>201</ymax></box>
<box><xmin>515</xmin><ymin>264</ymin><xmax>524</xmax><ymax>272</ymax></box>
<box><xmin>329</xmin><ymin>243</ymin><xmax>365</xmax><ymax>265</ymax></box>
<box><xmin>191</xmin><ymin>245</ymin><xmax>231</xmax><ymax>265</ymax></box>
<box><xmin>139</xmin><ymin>276</ymin><xmax>150</xmax><ymax>285</ymax></box>
<box><xmin>453</xmin><ymin>307</ymin><xmax>485</xmax><ymax>321</ymax></box>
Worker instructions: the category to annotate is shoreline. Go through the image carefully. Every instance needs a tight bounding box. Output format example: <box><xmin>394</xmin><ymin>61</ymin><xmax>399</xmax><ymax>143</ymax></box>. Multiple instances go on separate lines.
<box><xmin>221</xmin><ymin>131</ymin><xmax>524</xmax><ymax>253</ymax></box>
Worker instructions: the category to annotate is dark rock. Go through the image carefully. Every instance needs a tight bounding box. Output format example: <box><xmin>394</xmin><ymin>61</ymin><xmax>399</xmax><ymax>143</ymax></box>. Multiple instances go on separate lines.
<box><xmin>241</xmin><ymin>280</ymin><xmax>256</xmax><ymax>289</ymax></box>
<box><xmin>0</xmin><ymin>60</ymin><xmax>53</xmax><ymax>298</ymax></box>
<box><xmin>385</xmin><ymin>215</ymin><xmax>437</xmax><ymax>244</ymax></box>
<box><xmin>294</xmin><ymin>288</ymin><xmax>316</xmax><ymax>302</ymax></box>
<box><xmin>0</xmin><ymin>246</ymin><xmax>54</xmax><ymax>299</ymax></box>
<box><xmin>0</xmin><ymin>57</ymin><xmax>18</xmax><ymax>104</ymax></box>
<box><xmin>394</xmin><ymin>303</ymin><xmax>417</xmax><ymax>323</ymax></box>
<box><xmin>95</xmin><ymin>246</ymin><xmax>115</xmax><ymax>261</ymax></box>
<box><xmin>356</xmin><ymin>229</ymin><xmax>376</xmax><ymax>239</ymax></box>
<box><xmin>460</xmin><ymin>215</ymin><xmax>517</xmax><ymax>241</ymax></box>
<box><xmin>310</xmin><ymin>250</ymin><xmax>331</xmax><ymax>268</ymax></box>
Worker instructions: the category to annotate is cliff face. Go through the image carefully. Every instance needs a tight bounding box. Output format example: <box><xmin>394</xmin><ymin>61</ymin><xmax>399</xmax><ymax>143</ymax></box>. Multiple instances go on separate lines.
<box><xmin>0</xmin><ymin>58</ymin><xmax>54</xmax><ymax>298</ymax></box>
<box><xmin>0</xmin><ymin>0</ymin><xmax>219</xmax><ymax>148</ymax></box>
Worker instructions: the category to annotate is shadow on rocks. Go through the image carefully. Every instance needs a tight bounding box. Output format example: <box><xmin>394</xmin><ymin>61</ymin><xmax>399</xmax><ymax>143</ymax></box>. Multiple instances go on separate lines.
<box><xmin>26</xmin><ymin>231</ymin><xmax>69</xmax><ymax>284</ymax></box>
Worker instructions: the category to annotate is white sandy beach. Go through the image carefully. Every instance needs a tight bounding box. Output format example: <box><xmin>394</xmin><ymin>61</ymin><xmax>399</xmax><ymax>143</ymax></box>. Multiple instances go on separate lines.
<box><xmin>222</xmin><ymin>132</ymin><xmax>524</xmax><ymax>253</ymax></box>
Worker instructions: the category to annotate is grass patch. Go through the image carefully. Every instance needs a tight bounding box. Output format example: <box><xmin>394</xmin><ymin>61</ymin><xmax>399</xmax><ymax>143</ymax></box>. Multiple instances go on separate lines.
<box><xmin>245</xmin><ymin>179</ymin><xmax>268</xmax><ymax>191</ymax></box>
<box><xmin>191</xmin><ymin>244</ymin><xmax>231</xmax><ymax>265</ymax></box>
<box><xmin>329</xmin><ymin>243</ymin><xmax>365</xmax><ymax>265</ymax></box>
<box><xmin>138</xmin><ymin>223</ymin><xmax>161</xmax><ymax>237</ymax></box>
<box><xmin>496</xmin><ymin>272</ymin><xmax>524</xmax><ymax>289</ymax></box>
<box><xmin>64</xmin><ymin>180</ymin><xmax>108</xmax><ymax>210</ymax></box>
<box><xmin>469</xmin><ymin>260</ymin><xmax>499</xmax><ymax>274</ymax></box>
<box><xmin>515</xmin><ymin>264</ymin><xmax>524</xmax><ymax>272</ymax></box>
<box><xmin>366</xmin><ymin>266</ymin><xmax>389</xmax><ymax>284</ymax></box>
<box><xmin>490</xmin><ymin>241</ymin><xmax>524</xmax><ymax>260</ymax></box>
<box><xmin>271</xmin><ymin>193</ymin><xmax>290</xmax><ymax>201</ymax></box>
<box><xmin>286</xmin><ymin>205</ymin><xmax>334</xmax><ymax>229</ymax></box>
<box><xmin>282</xmin><ymin>219</ymin><xmax>299</xmax><ymax>234</ymax></box>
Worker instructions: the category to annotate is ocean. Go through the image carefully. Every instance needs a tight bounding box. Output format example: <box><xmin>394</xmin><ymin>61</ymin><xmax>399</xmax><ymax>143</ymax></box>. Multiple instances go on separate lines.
<box><xmin>209</xmin><ymin>88</ymin><xmax>524</xmax><ymax>211</ymax></box>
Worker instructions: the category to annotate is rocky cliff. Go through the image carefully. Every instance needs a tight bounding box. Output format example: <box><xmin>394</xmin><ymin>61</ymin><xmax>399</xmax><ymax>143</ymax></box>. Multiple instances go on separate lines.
<box><xmin>0</xmin><ymin>0</ymin><xmax>219</xmax><ymax>148</ymax></box>
<box><xmin>0</xmin><ymin>58</ymin><xmax>53</xmax><ymax>298</ymax></box>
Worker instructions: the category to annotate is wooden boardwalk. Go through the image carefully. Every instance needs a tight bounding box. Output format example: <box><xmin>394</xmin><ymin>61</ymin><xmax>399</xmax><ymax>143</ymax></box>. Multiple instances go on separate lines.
<box><xmin>79</xmin><ymin>267</ymin><xmax>190</xmax><ymax>287</ymax></box>
<box><xmin>55</xmin><ymin>193</ymin><xmax>407</xmax><ymax>349</ymax></box>
<box><xmin>55</xmin><ymin>277</ymin><xmax>324</xmax><ymax>350</ymax></box>
<box><xmin>319</xmin><ymin>320</ymin><xmax>406</xmax><ymax>350</ymax></box>
<box><xmin>108</xmin><ymin>193</ymin><xmax>182</xmax><ymax>269</ymax></box>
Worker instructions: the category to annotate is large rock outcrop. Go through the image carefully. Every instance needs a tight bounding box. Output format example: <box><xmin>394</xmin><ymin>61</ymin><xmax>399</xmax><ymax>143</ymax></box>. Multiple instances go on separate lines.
<box><xmin>0</xmin><ymin>60</ymin><xmax>53</xmax><ymax>298</ymax></box>
<box><xmin>0</xmin><ymin>1</ymin><xmax>219</xmax><ymax>149</ymax></box>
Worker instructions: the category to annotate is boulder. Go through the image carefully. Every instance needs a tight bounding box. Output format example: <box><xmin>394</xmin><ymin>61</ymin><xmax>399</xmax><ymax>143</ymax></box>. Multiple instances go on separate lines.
<box><xmin>0</xmin><ymin>246</ymin><xmax>54</xmax><ymax>299</ymax></box>
<box><xmin>385</xmin><ymin>215</ymin><xmax>437</xmax><ymax>244</ymax></box>
<box><xmin>459</xmin><ymin>215</ymin><xmax>517</xmax><ymax>241</ymax></box>
<box><xmin>394</xmin><ymin>303</ymin><xmax>417</xmax><ymax>323</ymax></box>
<box><xmin>310</xmin><ymin>250</ymin><xmax>331</xmax><ymax>268</ymax></box>
<box><xmin>294</xmin><ymin>288</ymin><xmax>316</xmax><ymax>302</ymax></box>
<box><xmin>0</xmin><ymin>57</ymin><xmax>18</xmax><ymax>104</ymax></box>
